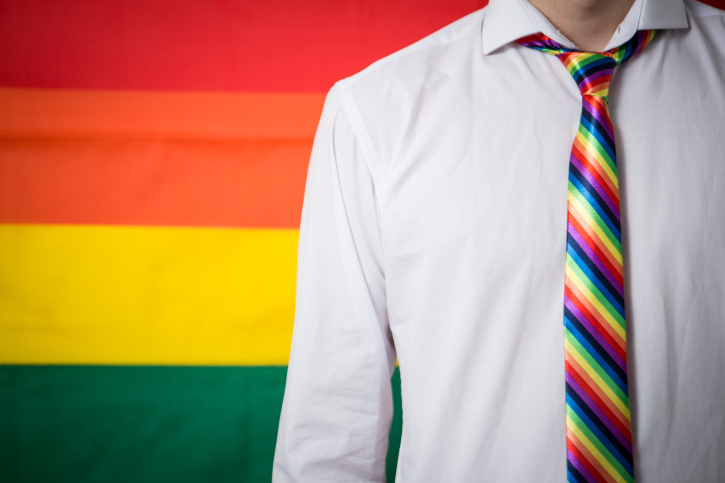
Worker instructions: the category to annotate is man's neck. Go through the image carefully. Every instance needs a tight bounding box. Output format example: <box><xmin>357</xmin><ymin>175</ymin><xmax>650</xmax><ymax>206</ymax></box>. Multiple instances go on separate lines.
<box><xmin>527</xmin><ymin>0</ymin><xmax>636</xmax><ymax>52</ymax></box>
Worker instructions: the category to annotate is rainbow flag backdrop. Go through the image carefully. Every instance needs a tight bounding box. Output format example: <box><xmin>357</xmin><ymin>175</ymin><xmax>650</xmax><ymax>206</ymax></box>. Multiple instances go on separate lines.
<box><xmin>2</xmin><ymin>0</ymin><xmax>723</xmax><ymax>481</ymax></box>
<box><xmin>0</xmin><ymin>1</ymin><xmax>488</xmax><ymax>481</ymax></box>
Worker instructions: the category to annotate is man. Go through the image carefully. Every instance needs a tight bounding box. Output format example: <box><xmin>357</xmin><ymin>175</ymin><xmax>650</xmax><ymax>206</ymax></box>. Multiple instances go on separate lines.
<box><xmin>273</xmin><ymin>0</ymin><xmax>725</xmax><ymax>481</ymax></box>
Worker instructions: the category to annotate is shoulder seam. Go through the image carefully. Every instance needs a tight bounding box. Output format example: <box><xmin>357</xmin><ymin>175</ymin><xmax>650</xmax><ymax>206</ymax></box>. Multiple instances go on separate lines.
<box><xmin>337</xmin><ymin>81</ymin><xmax>387</xmax><ymax>209</ymax></box>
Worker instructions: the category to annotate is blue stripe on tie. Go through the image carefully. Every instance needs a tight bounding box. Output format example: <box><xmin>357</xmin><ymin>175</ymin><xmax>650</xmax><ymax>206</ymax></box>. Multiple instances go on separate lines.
<box><xmin>565</xmin><ymin>320</ymin><xmax>628</xmax><ymax>394</ymax></box>
<box><xmin>569</xmin><ymin>161</ymin><xmax>620</xmax><ymax>231</ymax></box>
<box><xmin>567</xmin><ymin>230</ymin><xmax>624</xmax><ymax>302</ymax></box>
<box><xmin>567</xmin><ymin>393</ymin><xmax>634</xmax><ymax>476</ymax></box>
<box><xmin>568</xmin><ymin>174</ymin><xmax>621</xmax><ymax>239</ymax></box>
<box><xmin>580</xmin><ymin>114</ymin><xmax>616</xmax><ymax>161</ymax></box>
<box><xmin>571</xmin><ymin>57</ymin><xmax>615</xmax><ymax>85</ymax></box>
<box><xmin>568</xmin><ymin>467</ymin><xmax>588</xmax><ymax>483</ymax></box>
<box><xmin>581</xmin><ymin>107</ymin><xmax>616</xmax><ymax>154</ymax></box>
<box><xmin>567</xmin><ymin>240</ymin><xmax>625</xmax><ymax>313</ymax></box>
<box><xmin>564</xmin><ymin>306</ymin><xmax>627</xmax><ymax>384</ymax></box>
<box><xmin>567</xmin><ymin>382</ymin><xmax>633</xmax><ymax>466</ymax></box>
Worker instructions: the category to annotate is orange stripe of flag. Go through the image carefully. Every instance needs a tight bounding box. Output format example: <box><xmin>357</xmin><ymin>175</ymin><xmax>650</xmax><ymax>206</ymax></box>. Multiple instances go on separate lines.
<box><xmin>0</xmin><ymin>137</ymin><xmax>311</xmax><ymax>228</ymax></box>
<box><xmin>0</xmin><ymin>88</ymin><xmax>325</xmax><ymax>228</ymax></box>
<box><xmin>0</xmin><ymin>88</ymin><xmax>325</xmax><ymax>140</ymax></box>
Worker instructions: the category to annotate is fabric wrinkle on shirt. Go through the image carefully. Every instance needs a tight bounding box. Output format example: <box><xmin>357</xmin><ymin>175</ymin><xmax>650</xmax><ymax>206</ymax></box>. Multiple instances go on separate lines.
<box><xmin>273</xmin><ymin>0</ymin><xmax>725</xmax><ymax>481</ymax></box>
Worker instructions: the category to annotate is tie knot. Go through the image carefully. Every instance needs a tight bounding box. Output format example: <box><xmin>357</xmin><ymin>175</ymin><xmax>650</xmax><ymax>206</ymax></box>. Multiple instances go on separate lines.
<box><xmin>559</xmin><ymin>51</ymin><xmax>617</xmax><ymax>98</ymax></box>
<box><xmin>516</xmin><ymin>30</ymin><xmax>659</xmax><ymax>99</ymax></box>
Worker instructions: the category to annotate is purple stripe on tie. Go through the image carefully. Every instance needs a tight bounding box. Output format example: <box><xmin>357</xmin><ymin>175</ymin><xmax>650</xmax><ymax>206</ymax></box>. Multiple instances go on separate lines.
<box><xmin>541</xmin><ymin>38</ymin><xmax>562</xmax><ymax>50</ymax></box>
<box><xmin>567</xmin><ymin>221</ymin><xmax>624</xmax><ymax>296</ymax></box>
<box><xmin>569</xmin><ymin>153</ymin><xmax>620</xmax><ymax>220</ymax></box>
<box><xmin>582</xmin><ymin>68</ymin><xmax>612</xmax><ymax>86</ymax></box>
<box><xmin>566</xmin><ymin>372</ymin><xmax>633</xmax><ymax>453</ymax></box>
<box><xmin>526</xmin><ymin>39</ymin><xmax>554</xmax><ymax>50</ymax></box>
<box><xmin>564</xmin><ymin>296</ymin><xmax>627</xmax><ymax>371</ymax></box>
<box><xmin>582</xmin><ymin>99</ymin><xmax>615</xmax><ymax>142</ymax></box>
<box><xmin>577</xmin><ymin>70</ymin><xmax>613</xmax><ymax>94</ymax></box>
<box><xmin>567</xmin><ymin>449</ymin><xmax>598</xmax><ymax>483</ymax></box>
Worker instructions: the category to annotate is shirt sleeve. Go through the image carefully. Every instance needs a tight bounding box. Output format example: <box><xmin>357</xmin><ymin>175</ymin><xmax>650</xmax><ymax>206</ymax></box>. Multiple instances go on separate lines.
<box><xmin>272</xmin><ymin>83</ymin><xmax>397</xmax><ymax>482</ymax></box>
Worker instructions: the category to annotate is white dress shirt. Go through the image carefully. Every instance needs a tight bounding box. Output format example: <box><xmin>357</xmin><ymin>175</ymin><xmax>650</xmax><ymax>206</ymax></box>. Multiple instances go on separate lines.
<box><xmin>273</xmin><ymin>0</ymin><xmax>725</xmax><ymax>481</ymax></box>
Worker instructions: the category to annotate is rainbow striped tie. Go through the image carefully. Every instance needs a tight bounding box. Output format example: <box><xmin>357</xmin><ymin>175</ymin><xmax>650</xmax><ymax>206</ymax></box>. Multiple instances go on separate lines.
<box><xmin>516</xmin><ymin>30</ymin><xmax>658</xmax><ymax>483</ymax></box>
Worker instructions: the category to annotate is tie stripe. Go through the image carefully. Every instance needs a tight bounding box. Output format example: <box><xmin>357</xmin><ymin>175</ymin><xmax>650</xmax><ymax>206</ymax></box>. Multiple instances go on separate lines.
<box><xmin>516</xmin><ymin>30</ymin><xmax>658</xmax><ymax>483</ymax></box>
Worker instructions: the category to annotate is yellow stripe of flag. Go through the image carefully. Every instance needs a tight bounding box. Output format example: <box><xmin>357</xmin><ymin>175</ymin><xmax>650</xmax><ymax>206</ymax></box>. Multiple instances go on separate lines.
<box><xmin>0</xmin><ymin>224</ymin><xmax>298</xmax><ymax>365</ymax></box>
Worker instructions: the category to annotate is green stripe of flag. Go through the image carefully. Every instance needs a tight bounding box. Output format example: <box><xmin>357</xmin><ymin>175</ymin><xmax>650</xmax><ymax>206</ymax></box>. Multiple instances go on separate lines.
<box><xmin>0</xmin><ymin>365</ymin><xmax>404</xmax><ymax>483</ymax></box>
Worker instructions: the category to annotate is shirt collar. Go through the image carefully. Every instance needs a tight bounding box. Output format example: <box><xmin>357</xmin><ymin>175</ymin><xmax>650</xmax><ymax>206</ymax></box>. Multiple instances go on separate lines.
<box><xmin>481</xmin><ymin>0</ymin><xmax>688</xmax><ymax>55</ymax></box>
